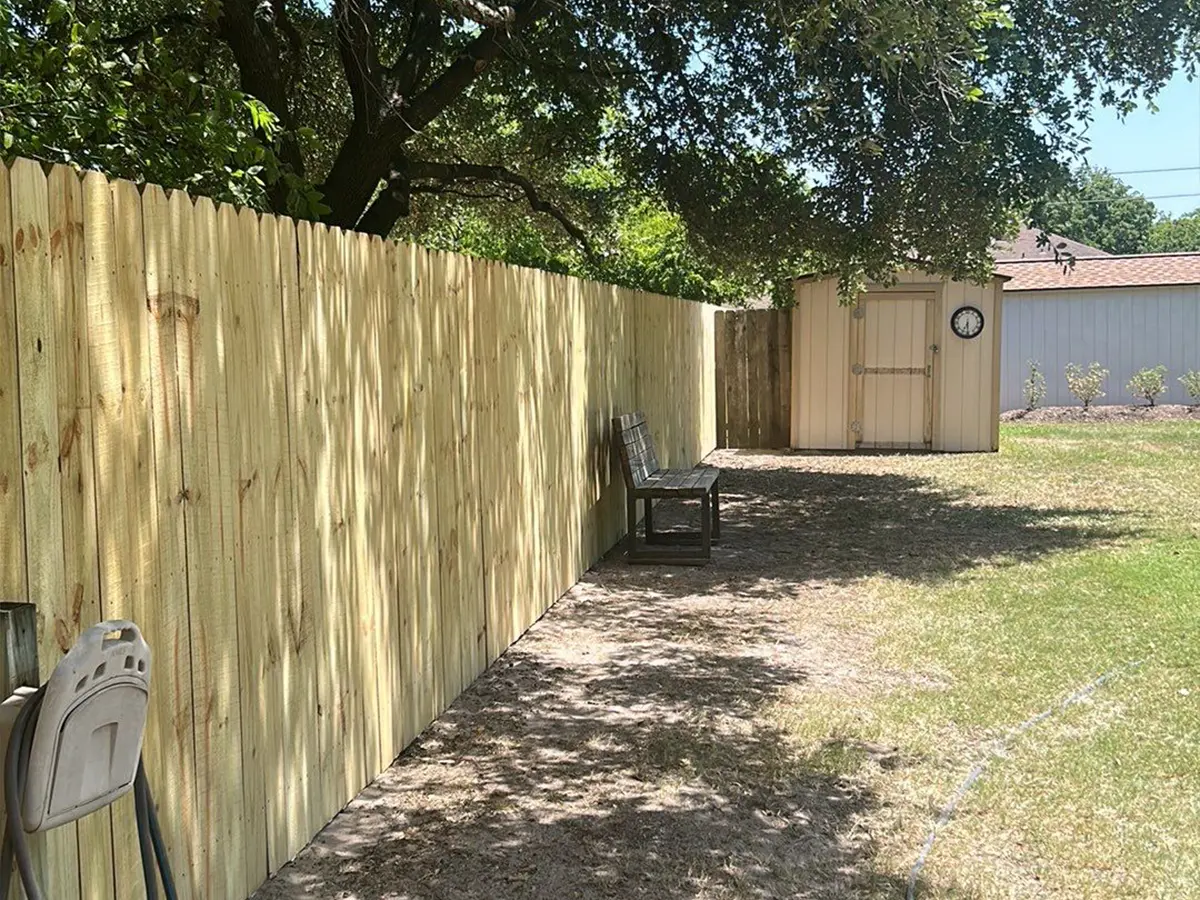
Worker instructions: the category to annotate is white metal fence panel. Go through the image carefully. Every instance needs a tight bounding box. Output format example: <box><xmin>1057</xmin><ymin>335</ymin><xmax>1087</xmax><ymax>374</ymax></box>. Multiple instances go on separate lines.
<box><xmin>1000</xmin><ymin>286</ymin><xmax>1200</xmax><ymax>410</ymax></box>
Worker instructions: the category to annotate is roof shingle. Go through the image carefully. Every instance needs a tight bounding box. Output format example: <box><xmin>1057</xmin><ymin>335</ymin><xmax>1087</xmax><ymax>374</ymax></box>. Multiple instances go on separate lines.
<box><xmin>996</xmin><ymin>253</ymin><xmax>1200</xmax><ymax>291</ymax></box>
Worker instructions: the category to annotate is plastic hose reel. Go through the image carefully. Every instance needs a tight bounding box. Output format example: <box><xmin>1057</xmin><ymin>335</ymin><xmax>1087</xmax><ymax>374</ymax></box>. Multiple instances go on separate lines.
<box><xmin>20</xmin><ymin>621</ymin><xmax>151</xmax><ymax>833</ymax></box>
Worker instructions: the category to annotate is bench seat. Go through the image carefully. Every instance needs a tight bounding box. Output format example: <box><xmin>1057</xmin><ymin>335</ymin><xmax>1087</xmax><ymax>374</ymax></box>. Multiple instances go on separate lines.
<box><xmin>634</xmin><ymin>466</ymin><xmax>720</xmax><ymax>498</ymax></box>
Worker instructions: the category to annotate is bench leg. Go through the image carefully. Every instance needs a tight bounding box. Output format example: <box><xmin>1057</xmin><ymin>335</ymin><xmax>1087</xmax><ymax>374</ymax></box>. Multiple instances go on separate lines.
<box><xmin>645</xmin><ymin>493</ymin><xmax>721</xmax><ymax>547</ymax></box>
<box><xmin>700</xmin><ymin>493</ymin><xmax>712</xmax><ymax>558</ymax></box>
<box><xmin>626</xmin><ymin>492</ymin><xmax>638</xmax><ymax>556</ymax></box>
<box><xmin>644</xmin><ymin>497</ymin><xmax>655</xmax><ymax>542</ymax></box>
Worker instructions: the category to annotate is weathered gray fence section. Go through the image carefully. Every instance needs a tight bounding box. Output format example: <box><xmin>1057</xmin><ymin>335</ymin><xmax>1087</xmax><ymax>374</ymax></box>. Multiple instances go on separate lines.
<box><xmin>715</xmin><ymin>309</ymin><xmax>792</xmax><ymax>448</ymax></box>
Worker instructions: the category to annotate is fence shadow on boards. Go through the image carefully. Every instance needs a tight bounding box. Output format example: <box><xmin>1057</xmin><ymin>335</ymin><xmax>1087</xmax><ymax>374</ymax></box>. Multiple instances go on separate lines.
<box><xmin>0</xmin><ymin>155</ymin><xmax>716</xmax><ymax>900</ymax></box>
<box><xmin>715</xmin><ymin>309</ymin><xmax>792</xmax><ymax>448</ymax></box>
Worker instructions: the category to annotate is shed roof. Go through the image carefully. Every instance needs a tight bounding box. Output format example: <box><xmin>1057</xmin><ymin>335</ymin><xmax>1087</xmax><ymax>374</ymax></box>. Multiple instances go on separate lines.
<box><xmin>997</xmin><ymin>253</ymin><xmax>1200</xmax><ymax>291</ymax></box>
<box><xmin>791</xmin><ymin>270</ymin><xmax>1009</xmax><ymax>285</ymax></box>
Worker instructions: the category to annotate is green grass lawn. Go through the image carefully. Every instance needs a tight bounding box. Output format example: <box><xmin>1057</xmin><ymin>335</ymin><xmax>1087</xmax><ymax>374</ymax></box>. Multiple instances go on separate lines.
<box><xmin>771</xmin><ymin>422</ymin><xmax>1200</xmax><ymax>899</ymax></box>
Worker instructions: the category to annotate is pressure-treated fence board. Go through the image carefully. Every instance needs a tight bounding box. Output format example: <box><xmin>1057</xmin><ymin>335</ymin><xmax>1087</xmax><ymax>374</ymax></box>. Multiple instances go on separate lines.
<box><xmin>303</xmin><ymin>222</ymin><xmax>339</xmax><ymax>829</ymax></box>
<box><xmin>290</xmin><ymin>220</ymin><xmax>331</xmax><ymax>835</ymax></box>
<box><xmin>0</xmin><ymin>165</ymin><xmax>26</xmax><ymax>609</ymax></box>
<box><xmin>273</xmin><ymin>212</ymin><xmax>318</xmax><ymax>861</ymax></box>
<box><xmin>439</xmin><ymin>251</ymin><xmax>486</xmax><ymax>689</ymax></box>
<box><xmin>373</xmin><ymin>236</ymin><xmax>404</xmax><ymax>764</ymax></box>
<box><xmin>715</xmin><ymin>309</ymin><xmax>792</xmax><ymax>448</ymax></box>
<box><xmin>185</xmin><ymin>194</ymin><xmax>247</xmax><ymax>900</ymax></box>
<box><xmin>486</xmin><ymin>262</ymin><xmax>517</xmax><ymax>652</ymax></box>
<box><xmin>397</xmin><ymin>242</ymin><xmax>439</xmax><ymax>740</ymax></box>
<box><xmin>325</xmin><ymin>225</ymin><xmax>367</xmax><ymax>812</ymax></box>
<box><xmin>346</xmin><ymin>231</ymin><xmax>383</xmax><ymax>783</ymax></box>
<box><xmin>0</xmin><ymin>156</ymin><xmax>718</xmax><ymax>900</ymax></box>
<box><xmin>90</xmin><ymin>175</ymin><xmax>157</xmax><ymax>900</ymax></box>
<box><xmin>224</xmin><ymin>203</ymin><xmax>270</xmax><ymax>890</ymax></box>
<box><xmin>164</xmin><ymin>186</ymin><xmax>209</xmax><ymax>894</ymax></box>
<box><xmin>10</xmin><ymin>156</ymin><xmax>82</xmax><ymax>900</ymax></box>
<box><xmin>48</xmin><ymin>165</ymin><xmax>115</xmax><ymax>900</ymax></box>
<box><xmin>254</xmin><ymin>211</ymin><xmax>296</xmax><ymax>876</ymax></box>
<box><xmin>142</xmin><ymin>183</ymin><xmax>198</xmax><ymax>900</ymax></box>
<box><xmin>472</xmin><ymin>260</ymin><xmax>502</xmax><ymax>664</ymax></box>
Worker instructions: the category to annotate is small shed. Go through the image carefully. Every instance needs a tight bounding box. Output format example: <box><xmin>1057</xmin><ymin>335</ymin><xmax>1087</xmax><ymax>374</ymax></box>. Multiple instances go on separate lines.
<box><xmin>790</xmin><ymin>270</ymin><xmax>1005</xmax><ymax>452</ymax></box>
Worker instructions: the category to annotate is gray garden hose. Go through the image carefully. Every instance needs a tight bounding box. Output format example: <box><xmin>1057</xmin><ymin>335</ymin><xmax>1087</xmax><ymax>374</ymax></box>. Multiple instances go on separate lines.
<box><xmin>0</xmin><ymin>687</ymin><xmax>177</xmax><ymax>900</ymax></box>
<box><xmin>3</xmin><ymin>686</ymin><xmax>46</xmax><ymax>900</ymax></box>
<box><xmin>907</xmin><ymin>659</ymin><xmax>1144</xmax><ymax>899</ymax></box>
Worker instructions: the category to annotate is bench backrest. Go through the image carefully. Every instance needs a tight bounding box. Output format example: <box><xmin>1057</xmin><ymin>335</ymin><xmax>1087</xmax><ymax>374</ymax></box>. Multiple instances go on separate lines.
<box><xmin>612</xmin><ymin>412</ymin><xmax>660</xmax><ymax>489</ymax></box>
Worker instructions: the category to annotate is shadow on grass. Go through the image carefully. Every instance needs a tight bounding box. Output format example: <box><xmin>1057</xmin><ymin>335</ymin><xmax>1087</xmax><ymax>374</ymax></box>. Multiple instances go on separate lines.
<box><xmin>600</xmin><ymin>462</ymin><xmax>1137</xmax><ymax>599</ymax></box>
<box><xmin>253</xmin><ymin>460</ymin><xmax>1097</xmax><ymax>899</ymax></box>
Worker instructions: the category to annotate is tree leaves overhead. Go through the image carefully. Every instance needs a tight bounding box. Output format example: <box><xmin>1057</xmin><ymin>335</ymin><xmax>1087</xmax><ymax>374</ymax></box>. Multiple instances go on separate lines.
<box><xmin>5</xmin><ymin>0</ymin><xmax>1200</xmax><ymax>294</ymax></box>
<box><xmin>1</xmin><ymin>0</ymin><xmax>288</xmax><ymax>208</ymax></box>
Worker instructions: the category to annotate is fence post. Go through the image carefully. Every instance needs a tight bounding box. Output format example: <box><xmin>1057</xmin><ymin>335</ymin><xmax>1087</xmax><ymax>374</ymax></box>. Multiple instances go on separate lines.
<box><xmin>0</xmin><ymin>602</ymin><xmax>39</xmax><ymax>695</ymax></box>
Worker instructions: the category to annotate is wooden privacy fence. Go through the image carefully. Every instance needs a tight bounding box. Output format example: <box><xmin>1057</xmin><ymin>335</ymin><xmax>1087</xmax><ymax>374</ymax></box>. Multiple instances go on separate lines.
<box><xmin>714</xmin><ymin>309</ymin><xmax>792</xmax><ymax>448</ymax></box>
<box><xmin>0</xmin><ymin>156</ymin><xmax>716</xmax><ymax>900</ymax></box>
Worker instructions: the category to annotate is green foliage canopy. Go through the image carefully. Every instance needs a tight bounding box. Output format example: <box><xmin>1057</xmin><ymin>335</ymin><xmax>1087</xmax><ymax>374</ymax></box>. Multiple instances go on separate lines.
<box><xmin>0</xmin><ymin>0</ymin><xmax>303</xmax><ymax>209</ymax></box>
<box><xmin>1147</xmin><ymin>209</ymin><xmax>1200</xmax><ymax>252</ymax></box>
<box><xmin>5</xmin><ymin>0</ymin><xmax>1200</xmax><ymax>293</ymax></box>
<box><xmin>1032</xmin><ymin>167</ymin><xmax>1157</xmax><ymax>255</ymax></box>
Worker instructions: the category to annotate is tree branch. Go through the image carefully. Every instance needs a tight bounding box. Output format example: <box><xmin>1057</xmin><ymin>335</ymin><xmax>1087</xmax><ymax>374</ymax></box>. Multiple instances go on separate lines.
<box><xmin>215</xmin><ymin>0</ymin><xmax>305</xmax><ymax>192</ymax></box>
<box><xmin>391</xmin><ymin>0</ymin><xmax>445</xmax><ymax>94</ymax></box>
<box><xmin>436</xmin><ymin>0</ymin><xmax>515</xmax><ymax>27</ymax></box>
<box><xmin>105</xmin><ymin>13</ymin><xmax>204</xmax><ymax>47</ymax></box>
<box><xmin>358</xmin><ymin>158</ymin><xmax>594</xmax><ymax>259</ymax></box>
<box><xmin>401</xmin><ymin>0</ymin><xmax>545</xmax><ymax>136</ymax></box>
<box><xmin>320</xmin><ymin>0</ymin><xmax>547</xmax><ymax>228</ymax></box>
<box><xmin>334</xmin><ymin>0</ymin><xmax>382</xmax><ymax>128</ymax></box>
<box><xmin>411</xmin><ymin>185</ymin><xmax>519</xmax><ymax>201</ymax></box>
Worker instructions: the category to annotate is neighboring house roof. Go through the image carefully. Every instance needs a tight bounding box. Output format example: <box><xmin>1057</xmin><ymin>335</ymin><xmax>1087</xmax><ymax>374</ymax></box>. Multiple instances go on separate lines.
<box><xmin>996</xmin><ymin>253</ymin><xmax>1200</xmax><ymax>291</ymax></box>
<box><xmin>992</xmin><ymin>228</ymin><xmax>1109</xmax><ymax>261</ymax></box>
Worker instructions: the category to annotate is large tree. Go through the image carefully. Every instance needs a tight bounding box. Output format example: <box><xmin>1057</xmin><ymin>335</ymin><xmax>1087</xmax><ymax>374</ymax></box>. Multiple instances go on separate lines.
<box><xmin>1147</xmin><ymin>210</ymin><xmax>1200</xmax><ymax>252</ymax></box>
<box><xmin>5</xmin><ymin>0</ymin><xmax>1199</xmax><ymax>288</ymax></box>
<box><xmin>1032</xmin><ymin>167</ymin><xmax>1158</xmax><ymax>254</ymax></box>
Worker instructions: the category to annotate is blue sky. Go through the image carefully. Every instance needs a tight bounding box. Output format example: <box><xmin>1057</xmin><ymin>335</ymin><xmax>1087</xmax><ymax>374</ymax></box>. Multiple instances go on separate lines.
<box><xmin>1080</xmin><ymin>70</ymin><xmax>1200</xmax><ymax>217</ymax></box>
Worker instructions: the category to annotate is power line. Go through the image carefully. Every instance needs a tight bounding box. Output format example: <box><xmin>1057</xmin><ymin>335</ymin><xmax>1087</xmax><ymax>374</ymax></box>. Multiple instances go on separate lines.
<box><xmin>1042</xmin><ymin>191</ymin><xmax>1200</xmax><ymax>207</ymax></box>
<box><xmin>1108</xmin><ymin>165</ymin><xmax>1200</xmax><ymax>176</ymax></box>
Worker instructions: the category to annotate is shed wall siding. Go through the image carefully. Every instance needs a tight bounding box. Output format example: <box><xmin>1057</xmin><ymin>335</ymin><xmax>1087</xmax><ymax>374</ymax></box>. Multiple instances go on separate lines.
<box><xmin>791</xmin><ymin>278</ymin><xmax>852</xmax><ymax>449</ymax></box>
<box><xmin>937</xmin><ymin>279</ymin><xmax>1002</xmax><ymax>451</ymax></box>
<box><xmin>1000</xmin><ymin>286</ymin><xmax>1200</xmax><ymax>411</ymax></box>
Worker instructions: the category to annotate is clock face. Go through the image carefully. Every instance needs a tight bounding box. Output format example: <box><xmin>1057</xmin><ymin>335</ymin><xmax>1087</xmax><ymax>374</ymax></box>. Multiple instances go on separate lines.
<box><xmin>951</xmin><ymin>305</ymin><xmax>985</xmax><ymax>340</ymax></box>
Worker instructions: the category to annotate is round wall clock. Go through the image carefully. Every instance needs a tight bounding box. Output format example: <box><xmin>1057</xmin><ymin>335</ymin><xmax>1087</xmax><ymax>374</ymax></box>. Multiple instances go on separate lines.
<box><xmin>950</xmin><ymin>305</ymin><xmax>985</xmax><ymax>339</ymax></box>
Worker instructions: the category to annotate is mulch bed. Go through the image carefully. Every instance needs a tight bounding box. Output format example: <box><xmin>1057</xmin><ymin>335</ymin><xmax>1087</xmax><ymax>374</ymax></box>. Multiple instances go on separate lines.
<box><xmin>1001</xmin><ymin>404</ymin><xmax>1200</xmax><ymax>424</ymax></box>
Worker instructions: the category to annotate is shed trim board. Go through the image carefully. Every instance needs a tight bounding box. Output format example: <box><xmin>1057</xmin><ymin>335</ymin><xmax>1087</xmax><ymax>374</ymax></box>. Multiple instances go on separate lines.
<box><xmin>791</xmin><ymin>272</ymin><xmax>1002</xmax><ymax>453</ymax></box>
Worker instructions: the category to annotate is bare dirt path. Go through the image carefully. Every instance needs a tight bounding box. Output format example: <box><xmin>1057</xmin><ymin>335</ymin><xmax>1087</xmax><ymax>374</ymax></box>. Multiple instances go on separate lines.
<box><xmin>253</xmin><ymin>449</ymin><xmax>1108</xmax><ymax>900</ymax></box>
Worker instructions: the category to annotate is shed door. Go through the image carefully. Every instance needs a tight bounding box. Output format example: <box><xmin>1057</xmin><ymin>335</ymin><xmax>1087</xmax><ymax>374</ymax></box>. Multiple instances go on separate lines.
<box><xmin>854</xmin><ymin>294</ymin><xmax>934</xmax><ymax>449</ymax></box>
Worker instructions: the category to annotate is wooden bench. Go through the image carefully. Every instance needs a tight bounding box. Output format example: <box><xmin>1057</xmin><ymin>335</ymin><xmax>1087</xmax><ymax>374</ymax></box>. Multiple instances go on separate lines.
<box><xmin>612</xmin><ymin>412</ymin><xmax>720</xmax><ymax>565</ymax></box>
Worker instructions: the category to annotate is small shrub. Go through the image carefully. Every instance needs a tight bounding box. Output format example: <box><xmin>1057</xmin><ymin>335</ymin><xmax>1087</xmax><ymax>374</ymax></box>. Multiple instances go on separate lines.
<box><xmin>1023</xmin><ymin>360</ymin><xmax>1047</xmax><ymax>410</ymax></box>
<box><xmin>1127</xmin><ymin>366</ymin><xmax>1168</xmax><ymax>406</ymax></box>
<box><xmin>1065</xmin><ymin>362</ymin><xmax>1108</xmax><ymax>409</ymax></box>
<box><xmin>1180</xmin><ymin>370</ymin><xmax>1200</xmax><ymax>406</ymax></box>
